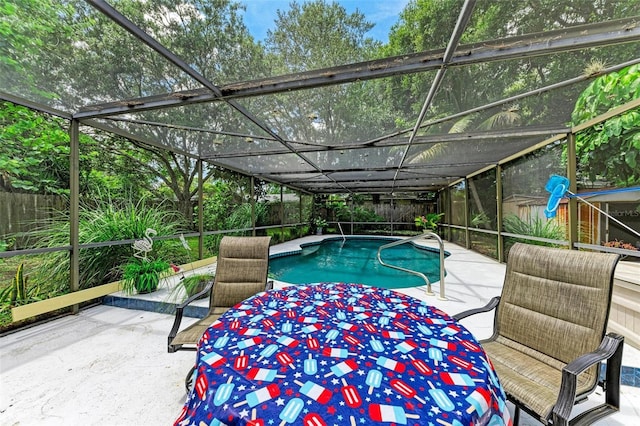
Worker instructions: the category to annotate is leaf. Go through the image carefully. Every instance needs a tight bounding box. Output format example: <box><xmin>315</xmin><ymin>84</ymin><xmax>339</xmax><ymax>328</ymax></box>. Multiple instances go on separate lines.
<box><xmin>605</xmin><ymin>117</ymin><xmax>622</xmax><ymax>137</ymax></box>
<box><xmin>625</xmin><ymin>150</ymin><xmax>637</xmax><ymax>169</ymax></box>
<box><xmin>621</xmin><ymin>111</ymin><xmax>639</xmax><ymax>130</ymax></box>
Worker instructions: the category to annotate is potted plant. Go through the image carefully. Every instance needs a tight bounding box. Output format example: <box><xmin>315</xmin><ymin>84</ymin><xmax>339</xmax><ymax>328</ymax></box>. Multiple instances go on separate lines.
<box><xmin>313</xmin><ymin>217</ymin><xmax>328</xmax><ymax>235</ymax></box>
<box><xmin>121</xmin><ymin>257</ymin><xmax>170</xmax><ymax>294</ymax></box>
<box><xmin>414</xmin><ymin>213</ymin><xmax>444</xmax><ymax>231</ymax></box>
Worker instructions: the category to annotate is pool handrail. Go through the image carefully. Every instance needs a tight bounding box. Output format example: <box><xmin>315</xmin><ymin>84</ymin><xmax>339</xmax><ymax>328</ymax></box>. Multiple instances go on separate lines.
<box><xmin>336</xmin><ymin>222</ymin><xmax>346</xmax><ymax>245</ymax></box>
<box><xmin>376</xmin><ymin>232</ymin><xmax>447</xmax><ymax>300</ymax></box>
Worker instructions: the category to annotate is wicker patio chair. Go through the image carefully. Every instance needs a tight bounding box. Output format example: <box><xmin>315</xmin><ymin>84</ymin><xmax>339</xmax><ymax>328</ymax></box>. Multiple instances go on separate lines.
<box><xmin>168</xmin><ymin>236</ymin><xmax>272</xmax><ymax>354</ymax></box>
<box><xmin>454</xmin><ymin>243</ymin><xmax>623</xmax><ymax>426</ymax></box>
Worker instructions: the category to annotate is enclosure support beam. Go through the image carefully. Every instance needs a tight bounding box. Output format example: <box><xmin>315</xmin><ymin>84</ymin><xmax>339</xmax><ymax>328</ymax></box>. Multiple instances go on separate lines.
<box><xmin>445</xmin><ymin>189</ymin><xmax>452</xmax><ymax>242</ymax></box>
<box><xmin>197</xmin><ymin>159</ymin><xmax>204</xmax><ymax>259</ymax></box>
<box><xmin>464</xmin><ymin>179</ymin><xmax>470</xmax><ymax>249</ymax></box>
<box><xmin>85</xmin><ymin>0</ymin><xmax>345</xmax><ymax>193</ymax></box>
<box><xmin>299</xmin><ymin>191</ymin><xmax>303</xmax><ymax>231</ymax></box>
<box><xmin>386</xmin><ymin>196</ymin><xmax>392</xmax><ymax>235</ymax></box>
<box><xmin>572</xmin><ymin>97</ymin><xmax>640</xmax><ymax>133</ymax></box>
<box><xmin>495</xmin><ymin>165</ymin><xmax>504</xmax><ymax>263</ymax></box>
<box><xmin>77</xmin><ymin>19</ymin><xmax>640</xmax><ymax>118</ymax></box>
<box><xmin>0</xmin><ymin>91</ymin><xmax>72</xmax><ymax>120</ymax></box>
<box><xmin>69</xmin><ymin>119</ymin><xmax>80</xmax><ymax>313</ymax></box>
<box><xmin>251</xmin><ymin>176</ymin><xmax>256</xmax><ymax>236</ymax></box>
<box><xmin>448</xmin><ymin>189</ymin><xmax>452</xmax><ymax>242</ymax></box>
<box><xmin>394</xmin><ymin>0</ymin><xmax>476</xmax><ymax>190</ymax></box>
<box><xmin>280</xmin><ymin>186</ymin><xmax>284</xmax><ymax>238</ymax></box>
<box><xmin>567</xmin><ymin>133</ymin><xmax>579</xmax><ymax>249</ymax></box>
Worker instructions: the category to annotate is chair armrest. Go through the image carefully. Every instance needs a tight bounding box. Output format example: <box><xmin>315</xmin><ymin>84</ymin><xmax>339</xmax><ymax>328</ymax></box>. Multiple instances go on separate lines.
<box><xmin>178</xmin><ymin>280</ymin><xmax>215</xmax><ymax>309</ymax></box>
<box><xmin>551</xmin><ymin>333</ymin><xmax>624</xmax><ymax>425</ymax></box>
<box><xmin>453</xmin><ymin>296</ymin><xmax>500</xmax><ymax>321</ymax></box>
<box><xmin>167</xmin><ymin>280</ymin><xmax>214</xmax><ymax>352</ymax></box>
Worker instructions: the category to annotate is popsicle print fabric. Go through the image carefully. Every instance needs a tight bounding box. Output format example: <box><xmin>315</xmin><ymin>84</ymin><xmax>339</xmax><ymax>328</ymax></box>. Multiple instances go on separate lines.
<box><xmin>174</xmin><ymin>283</ymin><xmax>512</xmax><ymax>426</ymax></box>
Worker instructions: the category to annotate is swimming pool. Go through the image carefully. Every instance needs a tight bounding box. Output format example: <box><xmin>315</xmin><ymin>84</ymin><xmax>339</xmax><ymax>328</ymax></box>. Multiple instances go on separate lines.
<box><xmin>269</xmin><ymin>237</ymin><xmax>448</xmax><ymax>289</ymax></box>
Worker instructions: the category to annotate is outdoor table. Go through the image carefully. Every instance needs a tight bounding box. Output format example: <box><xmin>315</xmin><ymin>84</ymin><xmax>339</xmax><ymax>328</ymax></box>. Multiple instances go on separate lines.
<box><xmin>174</xmin><ymin>282</ymin><xmax>512</xmax><ymax>426</ymax></box>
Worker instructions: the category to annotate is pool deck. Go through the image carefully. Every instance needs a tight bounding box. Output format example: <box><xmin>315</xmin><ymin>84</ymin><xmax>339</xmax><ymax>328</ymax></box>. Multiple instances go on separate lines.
<box><xmin>1</xmin><ymin>236</ymin><xmax>639</xmax><ymax>425</ymax></box>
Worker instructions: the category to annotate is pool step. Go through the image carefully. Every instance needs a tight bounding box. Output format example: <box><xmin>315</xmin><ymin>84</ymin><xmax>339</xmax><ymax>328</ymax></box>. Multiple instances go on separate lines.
<box><xmin>102</xmin><ymin>294</ymin><xmax>208</xmax><ymax>318</ymax></box>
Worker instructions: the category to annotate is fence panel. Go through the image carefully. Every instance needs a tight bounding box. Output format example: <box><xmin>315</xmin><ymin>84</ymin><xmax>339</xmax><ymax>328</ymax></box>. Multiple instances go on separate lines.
<box><xmin>0</xmin><ymin>192</ymin><xmax>65</xmax><ymax>244</ymax></box>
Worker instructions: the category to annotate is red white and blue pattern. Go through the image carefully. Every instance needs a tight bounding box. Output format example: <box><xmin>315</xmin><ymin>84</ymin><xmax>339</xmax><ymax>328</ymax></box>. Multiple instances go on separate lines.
<box><xmin>174</xmin><ymin>283</ymin><xmax>512</xmax><ymax>426</ymax></box>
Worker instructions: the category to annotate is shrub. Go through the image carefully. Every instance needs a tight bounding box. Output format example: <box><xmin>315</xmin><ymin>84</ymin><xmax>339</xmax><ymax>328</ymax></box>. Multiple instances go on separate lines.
<box><xmin>0</xmin><ymin>263</ymin><xmax>42</xmax><ymax>306</ymax></box>
<box><xmin>27</xmin><ymin>195</ymin><xmax>184</xmax><ymax>291</ymax></box>
<box><xmin>503</xmin><ymin>214</ymin><xmax>565</xmax><ymax>246</ymax></box>
<box><xmin>204</xmin><ymin>202</ymin><xmax>268</xmax><ymax>253</ymax></box>
<box><xmin>415</xmin><ymin>213</ymin><xmax>444</xmax><ymax>231</ymax></box>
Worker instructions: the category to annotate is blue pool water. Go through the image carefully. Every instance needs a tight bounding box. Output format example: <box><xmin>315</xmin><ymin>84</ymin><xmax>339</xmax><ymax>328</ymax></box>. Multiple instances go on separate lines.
<box><xmin>269</xmin><ymin>237</ymin><xmax>448</xmax><ymax>289</ymax></box>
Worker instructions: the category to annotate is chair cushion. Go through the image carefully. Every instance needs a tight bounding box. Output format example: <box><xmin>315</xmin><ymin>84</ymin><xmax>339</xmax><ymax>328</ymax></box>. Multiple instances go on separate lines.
<box><xmin>211</xmin><ymin>280</ymin><xmax>267</xmax><ymax>308</ymax></box>
<box><xmin>210</xmin><ymin>236</ymin><xmax>271</xmax><ymax>309</ymax></box>
<box><xmin>170</xmin><ymin>307</ymin><xmax>230</xmax><ymax>347</ymax></box>
<box><xmin>483</xmin><ymin>336</ymin><xmax>598</xmax><ymax>422</ymax></box>
<box><xmin>498</xmin><ymin>244</ymin><xmax>619</xmax><ymax>365</ymax></box>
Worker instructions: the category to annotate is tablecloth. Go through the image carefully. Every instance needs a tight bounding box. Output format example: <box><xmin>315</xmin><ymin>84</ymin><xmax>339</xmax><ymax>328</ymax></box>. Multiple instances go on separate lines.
<box><xmin>174</xmin><ymin>282</ymin><xmax>512</xmax><ymax>426</ymax></box>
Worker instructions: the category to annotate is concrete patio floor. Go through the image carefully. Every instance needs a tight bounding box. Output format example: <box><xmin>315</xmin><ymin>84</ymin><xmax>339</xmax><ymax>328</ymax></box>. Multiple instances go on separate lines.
<box><xmin>1</xmin><ymin>237</ymin><xmax>639</xmax><ymax>425</ymax></box>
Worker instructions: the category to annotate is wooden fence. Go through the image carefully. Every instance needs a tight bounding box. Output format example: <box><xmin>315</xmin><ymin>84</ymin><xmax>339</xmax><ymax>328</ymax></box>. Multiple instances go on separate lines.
<box><xmin>265</xmin><ymin>199</ymin><xmax>433</xmax><ymax>226</ymax></box>
<box><xmin>1</xmin><ymin>192</ymin><xmax>436</xmax><ymax>245</ymax></box>
<box><xmin>368</xmin><ymin>203</ymin><xmax>434</xmax><ymax>223</ymax></box>
<box><xmin>0</xmin><ymin>192</ymin><xmax>65</xmax><ymax>244</ymax></box>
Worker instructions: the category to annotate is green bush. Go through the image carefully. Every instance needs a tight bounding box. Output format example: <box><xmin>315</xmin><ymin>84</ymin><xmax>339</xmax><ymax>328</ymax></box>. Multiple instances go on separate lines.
<box><xmin>415</xmin><ymin>213</ymin><xmax>444</xmax><ymax>231</ymax></box>
<box><xmin>330</xmin><ymin>198</ymin><xmax>384</xmax><ymax>234</ymax></box>
<box><xmin>267</xmin><ymin>226</ymin><xmax>300</xmax><ymax>244</ymax></box>
<box><xmin>204</xmin><ymin>202</ymin><xmax>268</xmax><ymax>253</ymax></box>
<box><xmin>27</xmin><ymin>195</ymin><xmax>184</xmax><ymax>291</ymax></box>
<box><xmin>503</xmin><ymin>214</ymin><xmax>565</xmax><ymax>246</ymax></box>
<box><xmin>0</xmin><ymin>263</ymin><xmax>42</xmax><ymax>305</ymax></box>
<box><xmin>471</xmin><ymin>212</ymin><xmax>490</xmax><ymax>228</ymax></box>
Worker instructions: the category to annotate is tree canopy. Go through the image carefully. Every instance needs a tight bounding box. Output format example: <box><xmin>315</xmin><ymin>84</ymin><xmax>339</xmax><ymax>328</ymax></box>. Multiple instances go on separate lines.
<box><xmin>572</xmin><ymin>64</ymin><xmax>640</xmax><ymax>186</ymax></box>
<box><xmin>1</xmin><ymin>0</ymin><xmax>639</xmax><ymax>217</ymax></box>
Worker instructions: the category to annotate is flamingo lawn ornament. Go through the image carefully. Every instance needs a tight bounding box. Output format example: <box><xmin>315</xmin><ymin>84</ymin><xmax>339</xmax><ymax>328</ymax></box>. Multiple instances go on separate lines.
<box><xmin>133</xmin><ymin>228</ymin><xmax>157</xmax><ymax>261</ymax></box>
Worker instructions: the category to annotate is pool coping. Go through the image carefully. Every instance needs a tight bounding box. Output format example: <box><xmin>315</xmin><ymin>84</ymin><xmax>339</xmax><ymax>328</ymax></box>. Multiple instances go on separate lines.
<box><xmin>268</xmin><ymin>234</ymin><xmax>450</xmax><ymax>259</ymax></box>
<box><xmin>268</xmin><ymin>235</ymin><xmax>450</xmax><ymax>290</ymax></box>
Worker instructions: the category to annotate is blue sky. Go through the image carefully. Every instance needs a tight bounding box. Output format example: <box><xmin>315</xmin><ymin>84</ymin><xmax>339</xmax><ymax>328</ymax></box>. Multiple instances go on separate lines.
<box><xmin>240</xmin><ymin>0</ymin><xmax>411</xmax><ymax>42</ymax></box>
